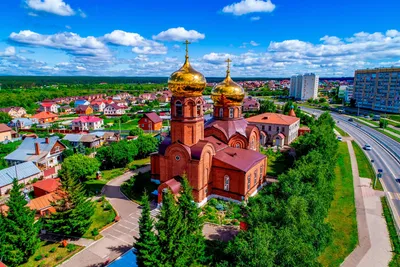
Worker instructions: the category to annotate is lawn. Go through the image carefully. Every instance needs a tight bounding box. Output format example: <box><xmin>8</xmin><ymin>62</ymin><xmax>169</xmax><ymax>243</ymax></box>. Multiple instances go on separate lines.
<box><xmin>263</xmin><ymin>149</ymin><xmax>289</xmax><ymax>177</ymax></box>
<box><xmin>83</xmin><ymin>199</ymin><xmax>116</xmax><ymax>239</ymax></box>
<box><xmin>121</xmin><ymin>171</ymin><xmax>158</xmax><ymax>205</ymax></box>
<box><xmin>84</xmin><ymin>168</ymin><xmax>125</xmax><ymax>196</ymax></box>
<box><xmin>381</xmin><ymin>197</ymin><xmax>400</xmax><ymax>267</ymax></box>
<box><xmin>126</xmin><ymin>157</ymin><xmax>150</xmax><ymax>170</ymax></box>
<box><xmin>388</xmin><ymin>115</ymin><xmax>400</xmax><ymax>123</ymax></box>
<box><xmin>106</xmin><ymin>119</ymin><xmax>140</xmax><ymax>130</ymax></box>
<box><xmin>334</xmin><ymin>125</ymin><xmax>349</xmax><ymax>137</ymax></box>
<box><xmin>354</xmin><ymin>118</ymin><xmax>400</xmax><ymax>143</ymax></box>
<box><xmin>20</xmin><ymin>241</ymin><xmax>83</xmax><ymax>267</ymax></box>
<box><xmin>202</xmin><ymin>198</ymin><xmax>242</xmax><ymax>225</ymax></box>
<box><xmin>318</xmin><ymin>142</ymin><xmax>358</xmax><ymax>267</ymax></box>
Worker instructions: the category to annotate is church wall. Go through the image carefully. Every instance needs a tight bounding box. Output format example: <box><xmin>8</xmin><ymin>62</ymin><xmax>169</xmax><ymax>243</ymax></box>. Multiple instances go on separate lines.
<box><xmin>150</xmin><ymin>154</ymin><xmax>160</xmax><ymax>179</ymax></box>
<box><xmin>243</xmin><ymin>159</ymin><xmax>267</xmax><ymax>198</ymax></box>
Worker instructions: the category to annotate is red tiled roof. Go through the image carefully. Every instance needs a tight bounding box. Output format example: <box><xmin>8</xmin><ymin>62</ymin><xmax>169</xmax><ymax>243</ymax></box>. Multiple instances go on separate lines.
<box><xmin>204</xmin><ymin>136</ymin><xmax>228</xmax><ymax>152</ymax></box>
<box><xmin>214</xmin><ymin>147</ymin><xmax>266</xmax><ymax>172</ymax></box>
<box><xmin>32</xmin><ymin>178</ymin><xmax>61</xmax><ymax>193</ymax></box>
<box><xmin>32</xmin><ymin>111</ymin><xmax>58</xmax><ymax>120</ymax></box>
<box><xmin>0</xmin><ymin>262</ymin><xmax>7</xmax><ymax>267</ymax></box>
<box><xmin>27</xmin><ymin>191</ymin><xmax>64</xmax><ymax>211</ymax></box>
<box><xmin>75</xmin><ymin>105</ymin><xmax>91</xmax><ymax>112</ymax></box>
<box><xmin>41</xmin><ymin>102</ymin><xmax>55</xmax><ymax>107</ymax></box>
<box><xmin>246</xmin><ymin>113</ymin><xmax>299</xmax><ymax>126</ymax></box>
<box><xmin>164</xmin><ymin>179</ymin><xmax>181</xmax><ymax>194</ymax></box>
<box><xmin>0</xmin><ymin>123</ymin><xmax>12</xmax><ymax>133</ymax></box>
<box><xmin>205</xmin><ymin>118</ymin><xmax>249</xmax><ymax>140</ymax></box>
<box><xmin>72</xmin><ymin>116</ymin><xmax>102</xmax><ymax>123</ymax></box>
<box><xmin>143</xmin><ymin>112</ymin><xmax>162</xmax><ymax>123</ymax></box>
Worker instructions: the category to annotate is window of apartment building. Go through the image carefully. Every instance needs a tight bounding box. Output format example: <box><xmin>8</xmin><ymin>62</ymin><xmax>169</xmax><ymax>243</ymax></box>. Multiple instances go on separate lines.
<box><xmin>224</xmin><ymin>175</ymin><xmax>230</xmax><ymax>191</ymax></box>
<box><xmin>175</xmin><ymin>101</ymin><xmax>183</xmax><ymax>117</ymax></box>
<box><xmin>247</xmin><ymin>174</ymin><xmax>251</xmax><ymax>190</ymax></box>
<box><xmin>268</xmin><ymin>125</ymin><xmax>271</xmax><ymax>131</ymax></box>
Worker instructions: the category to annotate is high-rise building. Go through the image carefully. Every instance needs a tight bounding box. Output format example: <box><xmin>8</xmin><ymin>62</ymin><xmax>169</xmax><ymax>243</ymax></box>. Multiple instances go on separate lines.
<box><xmin>353</xmin><ymin>68</ymin><xmax>400</xmax><ymax>113</ymax></box>
<box><xmin>345</xmin><ymin>85</ymin><xmax>353</xmax><ymax>103</ymax></box>
<box><xmin>289</xmin><ymin>73</ymin><xmax>319</xmax><ymax>100</ymax></box>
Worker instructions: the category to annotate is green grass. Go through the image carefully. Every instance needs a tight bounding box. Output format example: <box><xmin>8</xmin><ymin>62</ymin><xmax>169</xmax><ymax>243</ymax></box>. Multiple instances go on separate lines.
<box><xmin>264</xmin><ymin>150</ymin><xmax>288</xmax><ymax>177</ymax></box>
<box><xmin>83</xmin><ymin>200</ymin><xmax>116</xmax><ymax>239</ymax></box>
<box><xmin>84</xmin><ymin>168</ymin><xmax>125</xmax><ymax>196</ymax></box>
<box><xmin>388</xmin><ymin>115</ymin><xmax>400</xmax><ymax>123</ymax></box>
<box><xmin>20</xmin><ymin>241</ymin><xmax>83</xmax><ymax>267</ymax></box>
<box><xmin>121</xmin><ymin>171</ymin><xmax>158</xmax><ymax>205</ymax></box>
<box><xmin>202</xmin><ymin>198</ymin><xmax>242</xmax><ymax>225</ymax></box>
<box><xmin>106</xmin><ymin>119</ymin><xmax>140</xmax><ymax>130</ymax></box>
<box><xmin>126</xmin><ymin>157</ymin><xmax>150</xmax><ymax>170</ymax></box>
<box><xmin>382</xmin><ymin>197</ymin><xmax>400</xmax><ymax>267</ymax></box>
<box><xmin>353</xmin><ymin>118</ymin><xmax>400</xmax><ymax>143</ymax></box>
<box><xmin>334</xmin><ymin>125</ymin><xmax>349</xmax><ymax>137</ymax></box>
<box><xmin>318</xmin><ymin>142</ymin><xmax>358</xmax><ymax>267</ymax></box>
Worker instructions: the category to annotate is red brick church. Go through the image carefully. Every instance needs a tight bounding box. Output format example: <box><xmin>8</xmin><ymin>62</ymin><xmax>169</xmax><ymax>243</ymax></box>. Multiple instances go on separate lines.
<box><xmin>151</xmin><ymin>42</ymin><xmax>267</xmax><ymax>206</ymax></box>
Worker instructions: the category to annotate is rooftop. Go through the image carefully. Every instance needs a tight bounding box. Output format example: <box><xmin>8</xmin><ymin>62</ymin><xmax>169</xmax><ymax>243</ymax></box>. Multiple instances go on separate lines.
<box><xmin>0</xmin><ymin>123</ymin><xmax>12</xmax><ymax>133</ymax></box>
<box><xmin>31</xmin><ymin>111</ymin><xmax>58</xmax><ymax>120</ymax></box>
<box><xmin>143</xmin><ymin>112</ymin><xmax>162</xmax><ymax>123</ymax></box>
<box><xmin>0</xmin><ymin>162</ymin><xmax>41</xmax><ymax>187</ymax></box>
<box><xmin>246</xmin><ymin>113</ymin><xmax>300</xmax><ymax>126</ymax></box>
<box><xmin>214</xmin><ymin>146</ymin><xmax>266</xmax><ymax>172</ymax></box>
<box><xmin>33</xmin><ymin>178</ymin><xmax>61</xmax><ymax>193</ymax></box>
<box><xmin>72</xmin><ymin>116</ymin><xmax>102</xmax><ymax>123</ymax></box>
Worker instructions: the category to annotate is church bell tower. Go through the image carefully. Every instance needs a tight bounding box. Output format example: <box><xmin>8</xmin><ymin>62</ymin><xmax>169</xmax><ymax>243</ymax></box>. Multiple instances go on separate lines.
<box><xmin>168</xmin><ymin>41</ymin><xmax>206</xmax><ymax>146</ymax></box>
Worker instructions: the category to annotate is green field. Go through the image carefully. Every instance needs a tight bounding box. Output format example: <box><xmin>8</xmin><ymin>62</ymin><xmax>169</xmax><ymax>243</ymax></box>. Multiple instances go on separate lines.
<box><xmin>318</xmin><ymin>142</ymin><xmax>358</xmax><ymax>267</ymax></box>
<box><xmin>382</xmin><ymin>197</ymin><xmax>400</xmax><ymax>267</ymax></box>
<box><xmin>106</xmin><ymin>119</ymin><xmax>140</xmax><ymax>130</ymax></box>
<box><xmin>83</xmin><ymin>200</ymin><xmax>116</xmax><ymax>239</ymax></box>
<box><xmin>20</xmin><ymin>241</ymin><xmax>82</xmax><ymax>267</ymax></box>
<box><xmin>84</xmin><ymin>168</ymin><xmax>125</xmax><ymax>196</ymax></box>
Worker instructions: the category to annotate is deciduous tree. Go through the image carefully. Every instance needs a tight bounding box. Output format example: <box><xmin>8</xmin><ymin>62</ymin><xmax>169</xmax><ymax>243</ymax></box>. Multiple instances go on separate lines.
<box><xmin>58</xmin><ymin>154</ymin><xmax>100</xmax><ymax>181</ymax></box>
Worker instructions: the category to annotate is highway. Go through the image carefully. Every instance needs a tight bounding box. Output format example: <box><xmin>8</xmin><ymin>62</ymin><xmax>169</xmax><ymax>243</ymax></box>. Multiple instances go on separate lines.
<box><xmin>302</xmin><ymin>107</ymin><xmax>400</xmax><ymax>221</ymax></box>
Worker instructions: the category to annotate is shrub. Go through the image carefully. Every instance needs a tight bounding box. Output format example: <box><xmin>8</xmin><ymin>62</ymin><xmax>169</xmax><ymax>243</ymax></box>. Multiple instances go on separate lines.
<box><xmin>49</xmin><ymin>247</ymin><xmax>56</xmax><ymax>253</ymax></box>
<box><xmin>215</xmin><ymin>204</ymin><xmax>225</xmax><ymax>211</ymax></box>
<box><xmin>56</xmin><ymin>255</ymin><xmax>63</xmax><ymax>261</ymax></box>
<box><xmin>34</xmin><ymin>255</ymin><xmax>43</xmax><ymax>261</ymax></box>
<box><xmin>209</xmin><ymin>198</ymin><xmax>218</xmax><ymax>207</ymax></box>
<box><xmin>103</xmin><ymin>202</ymin><xmax>112</xmax><ymax>211</ymax></box>
<box><xmin>91</xmin><ymin>228</ymin><xmax>99</xmax><ymax>236</ymax></box>
<box><xmin>66</xmin><ymin>244</ymin><xmax>77</xmax><ymax>252</ymax></box>
<box><xmin>45</xmin><ymin>253</ymin><xmax>49</xmax><ymax>258</ymax></box>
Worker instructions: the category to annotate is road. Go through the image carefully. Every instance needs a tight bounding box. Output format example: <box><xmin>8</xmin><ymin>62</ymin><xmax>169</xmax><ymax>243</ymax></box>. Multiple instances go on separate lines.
<box><xmin>302</xmin><ymin>107</ymin><xmax>400</xmax><ymax>222</ymax></box>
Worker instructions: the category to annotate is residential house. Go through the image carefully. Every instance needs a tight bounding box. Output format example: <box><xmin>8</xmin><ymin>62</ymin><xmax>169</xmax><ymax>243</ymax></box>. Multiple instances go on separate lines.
<box><xmin>64</xmin><ymin>133</ymin><xmax>107</xmax><ymax>148</ymax></box>
<box><xmin>246</xmin><ymin>111</ymin><xmax>300</xmax><ymax>147</ymax></box>
<box><xmin>9</xmin><ymin>118</ymin><xmax>38</xmax><ymax>129</ymax></box>
<box><xmin>242</xmin><ymin>97</ymin><xmax>260</xmax><ymax>112</ymax></box>
<box><xmin>0</xmin><ymin>162</ymin><xmax>41</xmax><ymax>195</ymax></box>
<box><xmin>74</xmin><ymin>99</ymin><xmax>90</xmax><ymax>108</ymax></box>
<box><xmin>103</xmin><ymin>104</ymin><xmax>127</xmax><ymax>116</ymax></box>
<box><xmin>27</xmin><ymin>191</ymin><xmax>64</xmax><ymax>217</ymax></box>
<box><xmin>138</xmin><ymin>112</ymin><xmax>162</xmax><ymax>131</ymax></box>
<box><xmin>59</xmin><ymin>105</ymin><xmax>73</xmax><ymax>114</ymax></box>
<box><xmin>157</xmin><ymin>91</ymin><xmax>172</xmax><ymax>102</ymax></box>
<box><xmin>5</xmin><ymin>136</ymin><xmax>66</xmax><ymax>169</ymax></box>
<box><xmin>0</xmin><ymin>107</ymin><xmax>27</xmax><ymax>118</ymax></box>
<box><xmin>63</xmin><ymin>134</ymin><xmax>83</xmax><ymax>147</ymax></box>
<box><xmin>113</xmin><ymin>100</ymin><xmax>129</xmax><ymax>107</ymax></box>
<box><xmin>32</xmin><ymin>178</ymin><xmax>61</xmax><ymax>197</ymax></box>
<box><xmin>91</xmin><ymin>99</ymin><xmax>106</xmax><ymax>112</ymax></box>
<box><xmin>31</xmin><ymin>111</ymin><xmax>58</xmax><ymax>124</ymax></box>
<box><xmin>72</xmin><ymin>116</ymin><xmax>103</xmax><ymax>131</ymax></box>
<box><xmin>39</xmin><ymin>102</ymin><xmax>58</xmax><ymax>113</ymax></box>
<box><xmin>0</xmin><ymin>124</ymin><xmax>13</xmax><ymax>142</ymax></box>
<box><xmin>75</xmin><ymin>105</ymin><xmax>93</xmax><ymax>115</ymax></box>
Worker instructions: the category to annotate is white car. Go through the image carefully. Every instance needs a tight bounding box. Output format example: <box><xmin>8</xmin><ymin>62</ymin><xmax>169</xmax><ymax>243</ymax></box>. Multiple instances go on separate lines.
<box><xmin>364</xmin><ymin>144</ymin><xmax>372</xmax><ymax>150</ymax></box>
<box><xmin>337</xmin><ymin>136</ymin><xmax>343</xmax><ymax>141</ymax></box>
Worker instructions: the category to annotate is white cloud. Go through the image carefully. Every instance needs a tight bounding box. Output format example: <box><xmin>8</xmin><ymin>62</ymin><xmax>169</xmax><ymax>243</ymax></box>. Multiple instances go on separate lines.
<box><xmin>103</xmin><ymin>30</ymin><xmax>154</xmax><ymax>47</ymax></box>
<box><xmin>9</xmin><ymin>30</ymin><xmax>109</xmax><ymax>57</ymax></box>
<box><xmin>78</xmin><ymin>8</ymin><xmax>86</xmax><ymax>18</ymax></box>
<box><xmin>250</xmin><ymin>40</ymin><xmax>259</xmax><ymax>46</ymax></box>
<box><xmin>132</xmin><ymin>46</ymin><xmax>167</xmax><ymax>55</ymax></box>
<box><xmin>28</xmin><ymin>12</ymin><xmax>38</xmax><ymax>17</ymax></box>
<box><xmin>222</xmin><ymin>0</ymin><xmax>275</xmax><ymax>16</ymax></box>
<box><xmin>65</xmin><ymin>25</ymin><xmax>71</xmax><ymax>29</ymax></box>
<box><xmin>25</xmin><ymin>0</ymin><xmax>75</xmax><ymax>16</ymax></box>
<box><xmin>153</xmin><ymin>27</ymin><xmax>205</xmax><ymax>42</ymax></box>
<box><xmin>0</xmin><ymin>47</ymin><xmax>16</xmax><ymax>57</ymax></box>
<box><xmin>202</xmin><ymin>53</ymin><xmax>236</xmax><ymax>64</ymax></box>
<box><xmin>250</xmin><ymin>16</ymin><xmax>260</xmax><ymax>21</ymax></box>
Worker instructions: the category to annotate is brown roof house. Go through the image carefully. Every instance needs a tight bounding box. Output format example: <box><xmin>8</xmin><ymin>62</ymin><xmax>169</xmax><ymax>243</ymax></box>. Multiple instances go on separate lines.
<box><xmin>32</xmin><ymin>178</ymin><xmax>61</xmax><ymax>197</ymax></box>
<box><xmin>138</xmin><ymin>112</ymin><xmax>163</xmax><ymax>131</ymax></box>
<box><xmin>0</xmin><ymin>124</ymin><xmax>14</xmax><ymax>142</ymax></box>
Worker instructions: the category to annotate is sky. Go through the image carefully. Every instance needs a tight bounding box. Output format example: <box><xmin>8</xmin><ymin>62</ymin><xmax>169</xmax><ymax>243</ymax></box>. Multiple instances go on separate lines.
<box><xmin>0</xmin><ymin>0</ymin><xmax>400</xmax><ymax>77</ymax></box>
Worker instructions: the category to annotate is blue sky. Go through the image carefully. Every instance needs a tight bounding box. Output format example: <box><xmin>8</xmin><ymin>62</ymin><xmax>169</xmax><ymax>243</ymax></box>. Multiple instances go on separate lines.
<box><xmin>0</xmin><ymin>0</ymin><xmax>399</xmax><ymax>77</ymax></box>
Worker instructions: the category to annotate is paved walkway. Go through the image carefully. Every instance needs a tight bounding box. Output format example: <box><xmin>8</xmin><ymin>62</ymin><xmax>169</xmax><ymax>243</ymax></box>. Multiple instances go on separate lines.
<box><xmin>341</xmin><ymin>141</ymin><xmax>391</xmax><ymax>267</ymax></box>
<box><xmin>60</xmin><ymin>165</ymin><xmax>150</xmax><ymax>267</ymax></box>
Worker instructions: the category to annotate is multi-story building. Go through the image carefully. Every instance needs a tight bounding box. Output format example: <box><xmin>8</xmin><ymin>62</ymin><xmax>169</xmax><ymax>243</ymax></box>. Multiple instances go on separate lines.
<box><xmin>353</xmin><ymin>68</ymin><xmax>400</xmax><ymax>113</ymax></box>
<box><xmin>289</xmin><ymin>74</ymin><xmax>319</xmax><ymax>100</ymax></box>
<box><xmin>301</xmin><ymin>73</ymin><xmax>319</xmax><ymax>100</ymax></box>
<box><xmin>72</xmin><ymin>116</ymin><xmax>103</xmax><ymax>131</ymax></box>
<box><xmin>345</xmin><ymin>85</ymin><xmax>354</xmax><ymax>103</ymax></box>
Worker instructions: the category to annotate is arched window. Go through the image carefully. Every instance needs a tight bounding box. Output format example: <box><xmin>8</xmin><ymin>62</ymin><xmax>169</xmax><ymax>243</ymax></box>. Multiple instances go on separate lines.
<box><xmin>254</xmin><ymin>170</ymin><xmax>258</xmax><ymax>184</ymax></box>
<box><xmin>229</xmin><ymin>108</ymin><xmax>234</xmax><ymax>118</ymax></box>
<box><xmin>224</xmin><ymin>175</ymin><xmax>230</xmax><ymax>191</ymax></box>
<box><xmin>219</xmin><ymin>108</ymin><xmax>223</xmax><ymax>117</ymax></box>
<box><xmin>247</xmin><ymin>174</ymin><xmax>251</xmax><ymax>190</ymax></box>
<box><xmin>260</xmin><ymin>165</ymin><xmax>263</xmax><ymax>180</ymax></box>
<box><xmin>235</xmin><ymin>143</ymin><xmax>240</xmax><ymax>148</ymax></box>
<box><xmin>175</xmin><ymin>101</ymin><xmax>183</xmax><ymax>117</ymax></box>
<box><xmin>197</xmin><ymin>101</ymin><xmax>202</xmax><ymax>117</ymax></box>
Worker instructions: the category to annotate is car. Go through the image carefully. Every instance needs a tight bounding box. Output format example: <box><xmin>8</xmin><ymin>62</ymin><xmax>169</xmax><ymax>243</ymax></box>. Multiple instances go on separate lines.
<box><xmin>348</xmin><ymin>118</ymin><xmax>354</xmax><ymax>122</ymax></box>
<box><xmin>364</xmin><ymin>144</ymin><xmax>372</xmax><ymax>150</ymax></box>
<box><xmin>337</xmin><ymin>136</ymin><xmax>343</xmax><ymax>141</ymax></box>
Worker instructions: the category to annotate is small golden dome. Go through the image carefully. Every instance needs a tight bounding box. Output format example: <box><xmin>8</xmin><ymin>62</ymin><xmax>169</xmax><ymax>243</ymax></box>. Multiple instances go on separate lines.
<box><xmin>211</xmin><ymin>59</ymin><xmax>245</xmax><ymax>106</ymax></box>
<box><xmin>168</xmin><ymin>41</ymin><xmax>206</xmax><ymax>97</ymax></box>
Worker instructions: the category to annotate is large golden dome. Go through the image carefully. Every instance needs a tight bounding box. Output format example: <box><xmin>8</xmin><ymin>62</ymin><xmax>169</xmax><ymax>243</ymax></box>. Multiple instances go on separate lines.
<box><xmin>211</xmin><ymin>59</ymin><xmax>245</xmax><ymax>106</ymax></box>
<box><xmin>168</xmin><ymin>41</ymin><xmax>206</xmax><ymax>97</ymax></box>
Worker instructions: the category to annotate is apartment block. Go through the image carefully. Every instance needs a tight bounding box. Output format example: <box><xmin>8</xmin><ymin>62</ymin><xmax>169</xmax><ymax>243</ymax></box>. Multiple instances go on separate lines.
<box><xmin>290</xmin><ymin>73</ymin><xmax>319</xmax><ymax>100</ymax></box>
<box><xmin>353</xmin><ymin>68</ymin><xmax>400</xmax><ymax>113</ymax></box>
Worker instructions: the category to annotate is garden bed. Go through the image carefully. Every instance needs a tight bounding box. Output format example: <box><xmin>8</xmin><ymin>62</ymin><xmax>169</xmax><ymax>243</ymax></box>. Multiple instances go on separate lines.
<box><xmin>120</xmin><ymin>171</ymin><xmax>158</xmax><ymax>205</ymax></box>
<box><xmin>202</xmin><ymin>198</ymin><xmax>243</xmax><ymax>226</ymax></box>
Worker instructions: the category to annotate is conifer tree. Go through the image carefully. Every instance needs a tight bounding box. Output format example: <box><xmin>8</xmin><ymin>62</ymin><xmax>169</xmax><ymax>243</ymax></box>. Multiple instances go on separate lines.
<box><xmin>135</xmin><ymin>193</ymin><xmax>160</xmax><ymax>267</ymax></box>
<box><xmin>178</xmin><ymin>176</ymin><xmax>206</xmax><ymax>264</ymax></box>
<box><xmin>45</xmin><ymin>172</ymin><xmax>94</xmax><ymax>236</ymax></box>
<box><xmin>2</xmin><ymin>179</ymin><xmax>40</xmax><ymax>267</ymax></box>
<box><xmin>155</xmin><ymin>189</ymin><xmax>185</xmax><ymax>266</ymax></box>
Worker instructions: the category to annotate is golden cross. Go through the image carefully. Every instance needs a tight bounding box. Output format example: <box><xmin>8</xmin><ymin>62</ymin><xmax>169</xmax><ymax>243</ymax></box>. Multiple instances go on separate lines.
<box><xmin>225</xmin><ymin>58</ymin><xmax>232</xmax><ymax>73</ymax></box>
<box><xmin>183</xmin><ymin>40</ymin><xmax>191</xmax><ymax>58</ymax></box>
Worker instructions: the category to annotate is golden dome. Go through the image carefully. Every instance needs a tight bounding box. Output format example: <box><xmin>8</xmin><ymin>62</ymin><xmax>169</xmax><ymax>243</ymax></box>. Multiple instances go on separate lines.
<box><xmin>211</xmin><ymin>59</ymin><xmax>245</xmax><ymax>106</ymax></box>
<box><xmin>168</xmin><ymin>41</ymin><xmax>206</xmax><ymax>97</ymax></box>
